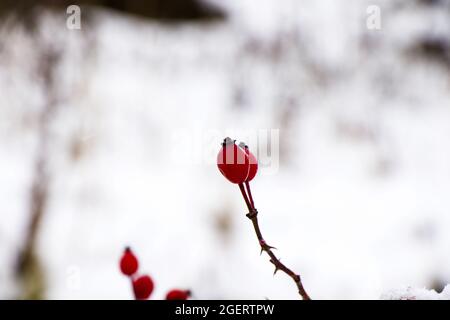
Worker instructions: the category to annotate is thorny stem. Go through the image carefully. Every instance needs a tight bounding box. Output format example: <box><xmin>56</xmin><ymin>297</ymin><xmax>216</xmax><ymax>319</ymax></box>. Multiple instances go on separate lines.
<box><xmin>239</xmin><ymin>183</ymin><xmax>311</xmax><ymax>300</ymax></box>
<box><xmin>244</xmin><ymin>181</ymin><xmax>255</xmax><ymax>209</ymax></box>
<box><xmin>238</xmin><ymin>183</ymin><xmax>252</xmax><ymax>212</ymax></box>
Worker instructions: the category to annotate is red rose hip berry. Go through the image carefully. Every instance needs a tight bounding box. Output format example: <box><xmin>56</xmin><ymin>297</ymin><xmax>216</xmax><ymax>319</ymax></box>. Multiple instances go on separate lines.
<box><xmin>166</xmin><ymin>289</ymin><xmax>191</xmax><ymax>300</ymax></box>
<box><xmin>133</xmin><ymin>275</ymin><xmax>154</xmax><ymax>300</ymax></box>
<box><xmin>217</xmin><ymin>137</ymin><xmax>250</xmax><ymax>184</ymax></box>
<box><xmin>239</xmin><ymin>143</ymin><xmax>258</xmax><ymax>182</ymax></box>
<box><xmin>120</xmin><ymin>247</ymin><xmax>139</xmax><ymax>276</ymax></box>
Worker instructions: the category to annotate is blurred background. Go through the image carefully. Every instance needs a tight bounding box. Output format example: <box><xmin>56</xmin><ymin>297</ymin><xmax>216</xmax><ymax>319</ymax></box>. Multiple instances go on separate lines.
<box><xmin>1</xmin><ymin>0</ymin><xmax>450</xmax><ymax>300</ymax></box>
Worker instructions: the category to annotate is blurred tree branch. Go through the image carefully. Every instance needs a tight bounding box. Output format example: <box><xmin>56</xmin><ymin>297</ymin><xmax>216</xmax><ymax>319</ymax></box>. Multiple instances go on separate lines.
<box><xmin>0</xmin><ymin>0</ymin><xmax>225</xmax><ymax>24</ymax></box>
<box><xmin>15</xmin><ymin>34</ymin><xmax>61</xmax><ymax>300</ymax></box>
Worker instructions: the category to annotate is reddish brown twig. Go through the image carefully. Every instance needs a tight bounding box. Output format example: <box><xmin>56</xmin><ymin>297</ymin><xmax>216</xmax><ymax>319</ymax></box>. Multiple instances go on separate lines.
<box><xmin>238</xmin><ymin>183</ymin><xmax>252</xmax><ymax>210</ymax></box>
<box><xmin>244</xmin><ymin>181</ymin><xmax>255</xmax><ymax>208</ymax></box>
<box><xmin>239</xmin><ymin>183</ymin><xmax>311</xmax><ymax>300</ymax></box>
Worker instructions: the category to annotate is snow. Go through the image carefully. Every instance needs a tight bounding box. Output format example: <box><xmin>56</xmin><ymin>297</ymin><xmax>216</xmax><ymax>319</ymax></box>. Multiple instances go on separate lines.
<box><xmin>1</xmin><ymin>0</ymin><xmax>450</xmax><ymax>299</ymax></box>
<box><xmin>382</xmin><ymin>285</ymin><xmax>450</xmax><ymax>300</ymax></box>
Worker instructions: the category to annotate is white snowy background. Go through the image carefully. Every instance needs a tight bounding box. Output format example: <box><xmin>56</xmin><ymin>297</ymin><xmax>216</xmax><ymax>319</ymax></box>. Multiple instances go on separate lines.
<box><xmin>1</xmin><ymin>0</ymin><xmax>450</xmax><ymax>299</ymax></box>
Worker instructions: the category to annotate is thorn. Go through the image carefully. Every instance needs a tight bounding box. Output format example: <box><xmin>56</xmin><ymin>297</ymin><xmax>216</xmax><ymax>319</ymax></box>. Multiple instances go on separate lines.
<box><xmin>273</xmin><ymin>266</ymin><xmax>280</xmax><ymax>276</ymax></box>
<box><xmin>260</xmin><ymin>240</ymin><xmax>277</xmax><ymax>251</ymax></box>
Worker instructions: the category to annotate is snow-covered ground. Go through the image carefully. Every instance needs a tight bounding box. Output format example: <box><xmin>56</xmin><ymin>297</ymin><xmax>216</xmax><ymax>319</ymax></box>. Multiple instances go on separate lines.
<box><xmin>1</xmin><ymin>0</ymin><xmax>450</xmax><ymax>299</ymax></box>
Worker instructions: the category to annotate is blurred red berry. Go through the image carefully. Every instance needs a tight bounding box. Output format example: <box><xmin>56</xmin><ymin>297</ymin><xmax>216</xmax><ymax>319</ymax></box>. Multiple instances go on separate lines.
<box><xmin>120</xmin><ymin>247</ymin><xmax>139</xmax><ymax>276</ymax></box>
<box><xmin>166</xmin><ymin>289</ymin><xmax>191</xmax><ymax>300</ymax></box>
<box><xmin>133</xmin><ymin>275</ymin><xmax>154</xmax><ymax>300</ymax></box>
<box><xmin>217</xmin><ymin>137</ymin><xmax>250</xmax><ymax>184</ymax></box>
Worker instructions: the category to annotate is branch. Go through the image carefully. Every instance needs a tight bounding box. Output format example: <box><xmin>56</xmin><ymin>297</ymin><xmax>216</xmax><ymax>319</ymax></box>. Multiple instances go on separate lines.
<box><xmin>239</xmin><ymin>183</ymin><xmax>310</xmax><ymax>300</ymax></box>
<box><xmin>247</xmin><ymin>209</ymin><xmax>310</xmax><ymax>300</ymax></box>
<box><xmin>16</xmin><ymin>41</ymin><xmax>61</xmax><ymax>300</ymax></box>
